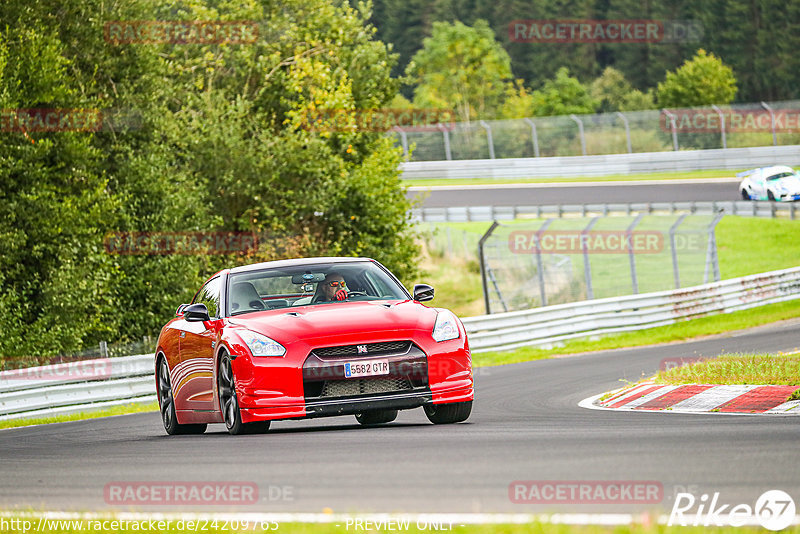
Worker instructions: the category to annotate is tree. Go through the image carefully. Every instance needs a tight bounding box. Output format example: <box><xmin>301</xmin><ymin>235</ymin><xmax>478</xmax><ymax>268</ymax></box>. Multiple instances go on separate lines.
<box><xmin>590</xmin><ymin>67</ymin><xmax>655</xmax><ymax>112</ymax></box>
<box><xmin>529</xmin><ymin>67</ymin><xmax>598</xmax><ymax>116</ymax></box>
<box><xmin>0</xmin><ymin>0</ymin><xmax>420</xmax><ymax>360</ymax></box>
<box><xmin>406</xmin><ymin>19</ymin><xmax>513</xmax><ymax>122</ymax></box>
<box><xmin>657</xmin><ymin>49</ymin><xmax>737</xmax><ymax>107</ymax></box>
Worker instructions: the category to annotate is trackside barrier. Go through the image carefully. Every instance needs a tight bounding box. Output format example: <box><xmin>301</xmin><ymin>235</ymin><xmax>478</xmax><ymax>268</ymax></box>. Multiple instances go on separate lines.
<box><xmin>411</xmin><ymin>201</ymin><xmax>797</xmax><ymax>222</ymax></box>
<box><xmin>0</xmin><ymin>354</ymin><xmax>155</xmax><ymax>421</ymax></box>
<box><xmin>3</xmin><ymin>266</ymin><xmax>800</xmax><ymax>419</ymax></box>
<box><xmin>399</xmin><ymin>145</ymin><xmax>800</xmax><ymax>179</ymax></box>
<box><xmin>461</xmin><ymin>266</ymin><xmax>800</xmax><ymax>353</ymax></box>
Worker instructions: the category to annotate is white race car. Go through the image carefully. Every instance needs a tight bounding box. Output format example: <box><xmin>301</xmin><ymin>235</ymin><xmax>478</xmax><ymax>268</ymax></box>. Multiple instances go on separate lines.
<box><xmin>738</xmin><ymin>165</ymin><xmax>800</xmax><ymax>201</ymax></box>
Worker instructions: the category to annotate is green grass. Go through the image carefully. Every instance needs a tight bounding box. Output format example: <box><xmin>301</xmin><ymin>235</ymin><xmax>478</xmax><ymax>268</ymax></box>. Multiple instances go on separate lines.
<box><xmin>654</xmin><ymin>352</ymin><xmax>800</xmax><ymax>386</ymax></box>
<box><xmin>472</xmin><ymin>298</ymin><xmax>800</xmax><ymax>367</ymax></box>
<box><xmin>0</xmin><ymin>401</ymin><xmax>158</xmax><ymax>431</ymax></box>
<box><xmin>0</xmin><ymin>516</ymin><xmax>796</xmax><ymax>534</ymax></box>
<box><xmin>424</xmin><ymin>215</ymin><xmax>800</xmax><ymax>319</ymax></box>
<box><xmin>405</xmin><ymin>168</ymin><xmax>743</xmax><ymax>187</ymax></box>
<box><xmin>716</xmin><ymin>216</ymin><xmax>800</xmax><ymax>279</ymax></box>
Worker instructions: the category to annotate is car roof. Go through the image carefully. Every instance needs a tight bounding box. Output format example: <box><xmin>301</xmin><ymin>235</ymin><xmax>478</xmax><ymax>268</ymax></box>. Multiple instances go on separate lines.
<box><xmin>738</xmin><ymin>165</ymin><xmax>795</xmax><ymax>179</ymax></box>
<box><xmin>762</xmin><ymin>165</ymin><xmax>794</xmax><ymax>175</ymax></box>
<box><xmin>228</xmin><ymin>257</ymin><xmax>376</xmax><ymax>275</ymax></box>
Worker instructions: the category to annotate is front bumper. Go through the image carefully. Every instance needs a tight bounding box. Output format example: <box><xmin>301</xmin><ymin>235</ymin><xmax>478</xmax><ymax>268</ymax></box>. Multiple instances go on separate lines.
<box><xmin>235</xmin><ymin>337</ymin><xmax>473</xmax><ymax>424</ymax></box>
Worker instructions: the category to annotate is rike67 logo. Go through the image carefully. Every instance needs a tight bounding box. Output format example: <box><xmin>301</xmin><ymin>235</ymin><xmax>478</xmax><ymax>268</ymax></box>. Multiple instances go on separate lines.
<box><xmin>669</xmin><ymin>490</ymin><xmax>796</xmax><ymax>531</ymax></box>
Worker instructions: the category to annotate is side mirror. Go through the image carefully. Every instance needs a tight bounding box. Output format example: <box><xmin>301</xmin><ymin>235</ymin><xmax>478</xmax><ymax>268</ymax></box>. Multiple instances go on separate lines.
<box><xmin>184</xmin><ymin>303</ymin><xmax>211</xmax><ymax>322</ymax></box>
<box><xmin>413</xmin><ymin>284</ymin><xmax>435</xmax><ymax>302</ymax></box>
<box><xmin>176</xmin><ymin>304</ymin><xmax>189</xmax><ymax>317</ymax></box>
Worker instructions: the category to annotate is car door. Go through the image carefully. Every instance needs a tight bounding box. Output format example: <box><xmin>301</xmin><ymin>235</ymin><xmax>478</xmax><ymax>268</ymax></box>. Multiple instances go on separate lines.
<box><xmin>178</xmin><ymin>276</ymin><xmax>223</xmax><ymax>412</ymax></box>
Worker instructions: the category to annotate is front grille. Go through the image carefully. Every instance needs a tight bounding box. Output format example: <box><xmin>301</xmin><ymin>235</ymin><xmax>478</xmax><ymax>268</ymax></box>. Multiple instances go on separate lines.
<box><xmin>312</xmin><ymin>341</ymin><xmax>411</xmax><ymax>358</ymax></box>
<box><xmin>320</xmin><ymin>378</ymin><xmax>412</xmax><ymax>398</ymax></box>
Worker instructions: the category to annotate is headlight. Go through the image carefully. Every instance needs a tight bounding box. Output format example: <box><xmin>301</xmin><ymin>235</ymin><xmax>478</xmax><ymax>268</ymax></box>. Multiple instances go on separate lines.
<box><xmin>432</xmin><ymin>310</ymin><xmax>460</xmax><ymax>342</ymax></box>
<box><xmin>238</xmin><ymin>330</ymin><xmax>286</xmax><ymax>357</ymax></box>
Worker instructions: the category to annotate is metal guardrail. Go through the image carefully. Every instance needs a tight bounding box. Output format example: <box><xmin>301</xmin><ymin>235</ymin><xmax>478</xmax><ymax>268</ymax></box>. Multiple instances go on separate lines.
<box><xmin>3</xmin><ymin>266</ymin><xmax>800</xmax><ymax>418</ymax></box>
<box><xmin>412</xmin><ymin>200</ymin><xmax>799</xmax><ymax>222</ymax></box>
<box><xmin>462</xmin><ymin>266</ymin><xmax>800</xmax><ymax>353</ymax></box>
<box><xmin>395</xmin><ymin>101</ymin><xmax>800</xmax><ymax>163</ymax></box>
<box><xmin>399</xmin><ymin>145</ymin><xmax>800</xmax><ymax>179</ymax></box>
<box><xmin>0</xmin><ymin>354</ymin><xmax>155</xmax><ymax>421</ymax></box>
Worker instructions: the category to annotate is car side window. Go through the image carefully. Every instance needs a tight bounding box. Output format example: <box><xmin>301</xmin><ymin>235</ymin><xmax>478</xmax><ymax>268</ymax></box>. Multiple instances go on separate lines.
<box><xmin>192</xmin><ymin>277</ymin><xmax>221</xmax><ymax>318</ymax></box>
<box><xmin>364</xmin><ymin>271</ymin><xmax>395</xmax><ymax>298</ymax></box>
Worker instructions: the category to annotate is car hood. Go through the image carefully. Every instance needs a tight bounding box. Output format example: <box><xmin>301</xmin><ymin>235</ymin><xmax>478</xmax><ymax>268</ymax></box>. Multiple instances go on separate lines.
<box><xmin>227</xmin><ymin>300</ymin><xmax>438</xmax><ymax>346</ymax></box>
<box><xmin>774</xmin><ymin>176</ymin><xmax>800</xmax><ymax>193</ymax></box>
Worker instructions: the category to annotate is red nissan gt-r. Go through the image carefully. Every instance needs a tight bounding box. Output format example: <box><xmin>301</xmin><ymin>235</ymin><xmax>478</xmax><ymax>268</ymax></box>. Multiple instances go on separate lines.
<box><xmin>155</xmin><ymin>257</ymin><xmax>473</xmax><ymax>435</ymax></box>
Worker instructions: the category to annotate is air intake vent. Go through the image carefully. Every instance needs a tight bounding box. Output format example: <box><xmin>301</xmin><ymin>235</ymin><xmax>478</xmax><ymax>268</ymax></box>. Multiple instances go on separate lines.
<box><xmin>320</xmin><ymin>378</ymin><xmax>413</xmax><ymax>398</ymax></box>
<box><xmin>312</xmin><ymin>341</ymin><xmax>411</xmax><ymax>358</ymax></box>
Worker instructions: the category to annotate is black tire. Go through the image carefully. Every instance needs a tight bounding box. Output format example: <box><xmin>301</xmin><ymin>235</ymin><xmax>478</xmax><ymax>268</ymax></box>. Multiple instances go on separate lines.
<box><xmin>741</xmin><ymin>189</ymin><xmax>750</xmax><ymax>200</ymax></box>
<box><xmin>355</xmin><ymin>409</ymin><xmax>398</xmax><ymax>426</ymax></box>
<box><xmin>157</xmin><ymin>357</ymin><xmax>207</xmax><ymax>435</ymax></box>
<box><xmin>218</xmin><ymin>352</ymin><xmax>270</xmax><ymax>435</ymax></box>
<box><xmin>423</xmin><ymin>401</ymin><xmax>472</xmax><ymax>424</ymax></box>
<box><xmin>768</xmin><ymin>190</ymin><xmax>776</xmax><ymax>201</ymax></box>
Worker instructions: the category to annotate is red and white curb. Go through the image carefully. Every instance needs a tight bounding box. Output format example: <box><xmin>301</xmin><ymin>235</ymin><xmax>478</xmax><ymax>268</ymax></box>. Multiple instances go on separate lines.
<box><xmin>580</xmin><ymin>381</ymin><xmax>800</xmax><ymax>415</ymax></box>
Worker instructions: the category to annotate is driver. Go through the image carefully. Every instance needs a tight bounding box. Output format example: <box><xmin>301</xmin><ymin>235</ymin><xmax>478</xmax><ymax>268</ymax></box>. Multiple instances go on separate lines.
<box><xmin>313</xmin><ymin>273</ymin><xmax>348</xmax><ymax>302</ymax></box>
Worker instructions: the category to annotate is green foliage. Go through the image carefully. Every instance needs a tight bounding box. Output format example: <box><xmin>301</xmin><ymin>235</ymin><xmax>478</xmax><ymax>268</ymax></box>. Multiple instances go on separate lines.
<box><xmin>371</xmin><ymin>0</ymin><xmax>800</xmax><ymax>103</ymax></box>
<box><xmin>0</xmin><ymin>0</ymin><xmax>419</xmax><ymax>358</ymax></box>
<box><xmin>657</xmin><ymin>49</ymin><xmax>738</xmax><ymax>107</ymax></box>
<box><xmin>590</xmin><ymin>67</ymin><xmax>655</xmax><ymax>112</ymax></box>
<box><xmin>406</xmin><ymin>19</ymin><xmax>513</xmax><ymax>122</ymax></box>
<box><xmin>529</xmin><ymin>67</ymin><xmax>598</xmax><ymax>117</ymax></box>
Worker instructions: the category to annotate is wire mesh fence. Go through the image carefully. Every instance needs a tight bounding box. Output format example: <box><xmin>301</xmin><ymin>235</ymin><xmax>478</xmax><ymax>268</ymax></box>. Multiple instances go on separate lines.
<box><xmin>477</xmin><ymin>214</ymin><xmax>723</xmax><ymax>314</ymax></box>
<box><xmin>395</xmin><ymin>100</ymin><xmax>800</xmax><ymax>161</ymax></box>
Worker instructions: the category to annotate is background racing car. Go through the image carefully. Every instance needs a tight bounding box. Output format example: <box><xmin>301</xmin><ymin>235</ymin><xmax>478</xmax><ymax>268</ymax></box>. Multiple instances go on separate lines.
<box><xmin>738</xmin><ymin>165</ymin><xmax>800</xmax><ymax>201</ymax></box>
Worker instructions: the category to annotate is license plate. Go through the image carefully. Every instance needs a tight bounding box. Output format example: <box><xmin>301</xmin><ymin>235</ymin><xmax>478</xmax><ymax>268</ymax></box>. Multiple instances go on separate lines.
<box><xmin>344</xmin><ymin>359</ymin><xmax>389</xmax><ymax>378</ymax></box>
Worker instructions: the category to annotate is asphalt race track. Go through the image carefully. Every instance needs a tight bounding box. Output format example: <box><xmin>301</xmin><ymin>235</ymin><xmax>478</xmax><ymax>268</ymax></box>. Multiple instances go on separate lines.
<box><xmin>1</xmin><ymin>319</ymin><xmax>798</xmax><ymax>515</ymax></box>
<box><xmin>408</xmin><ymin>179</ymin><xmax>740</xmax><ymax>208</ymax></box>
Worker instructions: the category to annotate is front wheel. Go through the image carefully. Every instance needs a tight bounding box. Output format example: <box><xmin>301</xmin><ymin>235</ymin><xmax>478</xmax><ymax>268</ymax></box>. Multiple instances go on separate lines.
<box><xmin>157</xmin><ymin>357</ymin><xmax>206</xmax><ymax>435</ymax></box>
<box><xmin>768</xmin><ymin>190</ymin><xmax>776</xmax><ymax>201</ymax></box>
<box><xmin>355</xmin><ymin>409</ymin><xmax>398</xmax><ymax>426</ymax></box>
<box><xmin>741</xmin><ymin>189</ymin><xmax>750</xmax><ymax>200</ymax></box>
<box><xmin>218</xmin><ymin>353</ymin><xmax>270</xmax><ymax>435</ymax></box>
<box><xmin>423</xmin><ymin>401</ymin><xmax>472</xmax><ymax>424</ymax></box>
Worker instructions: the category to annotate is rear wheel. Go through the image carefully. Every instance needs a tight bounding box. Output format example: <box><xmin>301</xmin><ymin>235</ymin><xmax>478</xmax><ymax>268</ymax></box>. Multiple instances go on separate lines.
<box><xmin>768</xmin><ymin>190</ymin><xmax>776</xmax><ymax>201</ymax></box>
<box><xmin>355</xmin><ymin>409</ymin><xmax>398</xmax><ymax>426</ymax></box>
<box><xmin>424</xmin><ymin>401</ymin><xmax>472</xmax><ymax>424</ymax></box>
<box><xmin>218</xmin><ymin>353</ymin><xmax>270</xmax><ymax>435</ymax></box>
<box><xmin>157</xmin><ymin>357</ymin><xmax>206</xmax><ymax>435</ymax></box>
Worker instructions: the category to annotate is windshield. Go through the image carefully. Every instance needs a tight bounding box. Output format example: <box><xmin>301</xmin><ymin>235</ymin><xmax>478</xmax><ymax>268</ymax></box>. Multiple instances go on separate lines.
<box><xmin>766</xmin><ymin>172</ymin><xmax>794</xmax><ymax>181</ymax></box>
<box><xmin>226</xmin><ymin>261</ymin><xmax>409</xmax><ymax>316</ymax></box>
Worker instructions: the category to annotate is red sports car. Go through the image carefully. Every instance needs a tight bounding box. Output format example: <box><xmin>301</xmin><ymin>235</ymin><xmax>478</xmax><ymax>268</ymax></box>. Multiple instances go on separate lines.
<box><xmin>155</xmin><ymin>257</ymin><xmax>473</xmax><ymax>435</ymax></box>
